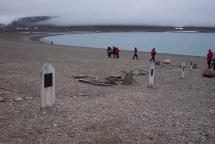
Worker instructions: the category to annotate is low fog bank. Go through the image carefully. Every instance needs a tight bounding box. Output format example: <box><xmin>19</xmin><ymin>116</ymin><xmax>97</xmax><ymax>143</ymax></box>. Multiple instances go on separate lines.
<box><xmin>1</xmin><ymin>0</ymin><xmax>215</xmax><ymax>27</ymax></box>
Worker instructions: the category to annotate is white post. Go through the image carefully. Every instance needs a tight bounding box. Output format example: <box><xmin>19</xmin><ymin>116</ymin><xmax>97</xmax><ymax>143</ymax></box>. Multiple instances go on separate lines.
<box><xmin>181</xmin><ymin>62</ymin><xmax>185</xmax><ymax>79</ymax></box>
<box><xmin>41</xmin><ymin>63</ymin><xmax>55</xmax><ymax>108</ymax></box>
<box><xmin>190</xmin><ymin>59</ymin><xmax>193</xmax><ymax>71</ymax></box>
<box><xmin>148</xmin><ymin>62</ymin><xmax>155</xmax><ymax>88</ymax></box>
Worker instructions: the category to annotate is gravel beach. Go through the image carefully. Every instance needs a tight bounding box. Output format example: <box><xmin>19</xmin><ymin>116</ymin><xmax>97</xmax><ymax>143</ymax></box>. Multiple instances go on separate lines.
<box><xmin>0</xmin><ymin>32</ymin><xmax>214</xmax><ymax>144</ymax></box>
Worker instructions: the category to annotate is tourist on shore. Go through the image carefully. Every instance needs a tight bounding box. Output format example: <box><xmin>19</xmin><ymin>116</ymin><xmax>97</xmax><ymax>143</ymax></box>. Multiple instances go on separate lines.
<box><xmin>207</xmin><ymin>49</ymin><xmax>213</xmax><ymax>69</ymax></box>
<box><xmin>133</xmin><ymin>47</ymin><xmax>139</xmax><ymax>60</ymax></box>
<box><xmin>115</xmin><ymin>47</ymin><xmax>120</xmax><ymax>59</ymax></box>
<box><xmin>212</xmin><ymin>52</ymin><xmax>215</xmax><ymax>70</ymax></box>
<box><xmin>150</xmin><ymin>48</ymin><xmax>156</xmax><ymax>62</ymax></box>
<box><xmin>113</xmin><ymin>46</ymin><xmax>116</xmax><ymax>58</ymax></box>
<box><xmin>107</xmin><ymin>47</ymin><xmax>112</xmax><ymax>58</ymax></box>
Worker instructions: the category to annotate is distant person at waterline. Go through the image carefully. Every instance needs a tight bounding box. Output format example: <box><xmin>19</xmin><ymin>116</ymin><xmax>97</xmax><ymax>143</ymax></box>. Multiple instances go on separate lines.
<box><xmin>107</xmin><ymin>47</ymin><xmax>112</xmax><ymax>58</ymax></box>
<box><xmin>133</xmin><ymin>47</ymin><xmax>139</xmax><ymax>60</ymax></box>
<box><xmin>212</xmin><ymin>52</ymin><xmax>215</xmax><ymax>70</ymax></box>
<box><xmin>150</xmin><ymin>48</ymin><xmax>157</xmax><ymax>62</ymax></box>
<box><xmin>207</xmin><ymin>49</ymin><xmax>213</xmax><ymax>69</ymax></box>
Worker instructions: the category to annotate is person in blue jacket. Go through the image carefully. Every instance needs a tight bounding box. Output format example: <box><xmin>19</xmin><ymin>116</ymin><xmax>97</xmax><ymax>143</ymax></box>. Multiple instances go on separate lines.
<box><xmin>212</xmin><ymin>52</ymin><xmax>215</xmax><ymax>70</ymax></box>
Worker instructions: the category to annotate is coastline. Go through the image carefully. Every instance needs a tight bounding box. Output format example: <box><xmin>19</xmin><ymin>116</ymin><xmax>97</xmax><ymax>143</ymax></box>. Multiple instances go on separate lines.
<box><xmin>0</xmin><ymin>32</ymin><xmax>214</xmax><ymax>144</ymax></box>
<box><xmin>32</xmin><ymin>31</ymin><xmax>206</xmax><ymax>58</ymax></box>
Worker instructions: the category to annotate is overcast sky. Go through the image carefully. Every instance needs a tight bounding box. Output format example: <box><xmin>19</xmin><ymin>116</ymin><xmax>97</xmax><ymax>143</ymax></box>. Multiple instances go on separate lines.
<box><xmin>1</xmin><ymin>0</ymin><xmax>215</xmax><ymax>26</ymax></box>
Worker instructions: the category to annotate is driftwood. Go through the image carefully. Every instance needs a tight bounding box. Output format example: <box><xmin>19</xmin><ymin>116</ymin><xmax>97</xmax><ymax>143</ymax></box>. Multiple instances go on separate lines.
<box><xmin>73</xmin><ymin>75</ymin><xmax>89</xmax><ymax>79</ymax></box>
<box><xmin>123</xmin><ymin>71</ymin><xmax>134</xmax><ymax>85</ymax></box>
<box><xmin>105</xmin><ymin>76</ymin><xmax>123</xmax><ymax>85</ymax></box>
<box><xmin>74</xmin><ymin>69</ymin><xmax>147</xmax><ymax>86</ymax></box>
<box><xmin>124</xmin><ymin>69</ymin><xmax>148</xmax><ymax>76</ymax></box>
<box><xmin>78</xmin><ymin>79</ymin><xmax>111</xmax><ymax>86</ymax></box>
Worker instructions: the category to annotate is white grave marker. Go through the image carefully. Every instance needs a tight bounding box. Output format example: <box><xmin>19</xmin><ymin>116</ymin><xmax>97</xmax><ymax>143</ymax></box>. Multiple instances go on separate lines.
<box><xmin>41</xmin><ymin>63</ymin><xmax>55</xmax><ymax>108</ymax></box>
<box><xmin>181</xmin><ymin>62</ymin><xmax>185</xmax><ymax>79</ymax></box>
<box><xmin>190</xmin><ymin>59</ymin><xmax>193</xmax><ymax>71</ymax></box>
<box><xmin>148</xmin><ymin>62</ymin><xmax>155</xmax><ymax>88</ymax></box>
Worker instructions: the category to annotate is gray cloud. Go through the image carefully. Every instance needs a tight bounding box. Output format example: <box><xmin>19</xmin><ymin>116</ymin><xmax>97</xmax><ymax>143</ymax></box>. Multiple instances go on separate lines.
<box><xmin>1</xmin><ymin>0</ymin><xmax>215</xmax><ymax>26</ymax></box>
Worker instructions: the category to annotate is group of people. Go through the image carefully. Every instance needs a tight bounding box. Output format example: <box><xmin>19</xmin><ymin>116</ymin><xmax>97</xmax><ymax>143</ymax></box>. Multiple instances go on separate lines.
<box><xmin>107</xmin><ymin>47</ymin><xmax>215</xmax><ymax>70</ymax></box>
<box><xmin>207</xmin><ymin>49</ymin><xmax>215</xmax><ymax>70</ymax></box>
<box><xmin>107</xmin><ymin>46</ymin><xmax>120</xmax><ymax>58</ymax></box>
<box><xmin>107</xmin><ymin>46</ymin><xmax>157</xmax><ymax>62</ymax></box>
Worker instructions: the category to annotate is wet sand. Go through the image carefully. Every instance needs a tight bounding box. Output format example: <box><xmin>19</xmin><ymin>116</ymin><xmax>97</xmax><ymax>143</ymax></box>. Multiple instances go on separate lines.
<box><xmin>0</xmin><ymin>32</ymin><xmax>214</xmax><ymax>144</ymax></box>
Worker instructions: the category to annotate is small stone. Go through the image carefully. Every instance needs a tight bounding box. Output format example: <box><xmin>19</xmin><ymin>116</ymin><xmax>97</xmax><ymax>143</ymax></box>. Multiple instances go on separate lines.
<box><xmin>203</xmin><ymin>69</ymin><xmax>215</xmax><ymax>78</ymax></box>
<box><xmin>15</xmin><ymin>97</ymin><xmax>22</xmax><ymax>102</ymax></box>
<box><xmin>25</xmin><ymin>97</ymin><xmax>33</xmax><ymax>100</ymax></box>
<box><xmin>79</xmin><ymin>93</ymin><xmax>87</xmax><ymax>97</ymax></box>
<box><xmin>193</xmin><ymin>64</ymin><xmax>198</xmax><ymax>69</ymax></box>
<box><xmin>163</xmin><ymin>59</ymin><xmax>171</xmax><ymax>64</ymax></box>
<box><xmin>0</xmin><ymin>96</ymin><xmax>5</xmax><ymax>102</ymax></box>
<box><xmin>155</xmin><ymin>61</ymin><xmax>161</xmax><ymax>65</ymax></box>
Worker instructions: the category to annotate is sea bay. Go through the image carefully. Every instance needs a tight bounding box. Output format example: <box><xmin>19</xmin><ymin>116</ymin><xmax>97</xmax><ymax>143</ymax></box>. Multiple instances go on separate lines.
<box><xmin>41</xmin><ymin>32</ymin><xmax>215</xmax><ymax>56</ymax></box>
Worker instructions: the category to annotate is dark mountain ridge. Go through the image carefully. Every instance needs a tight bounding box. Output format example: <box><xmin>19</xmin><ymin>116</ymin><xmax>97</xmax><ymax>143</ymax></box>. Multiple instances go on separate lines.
<box><xmin>8</xmin><ymin>16</ymin><xmax>53</xmax><ymax>27</ymax></box>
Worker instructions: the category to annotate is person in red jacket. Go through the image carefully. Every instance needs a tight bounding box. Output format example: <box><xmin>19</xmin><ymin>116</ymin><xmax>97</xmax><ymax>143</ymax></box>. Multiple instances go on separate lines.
<box><xmin>115</xmin><ymin>47</ymin><xmax>120</xmax><ymax>59</ymax></box>
<box><xmin>207</xmin><ymin>49</ymin><xmax>213</xmax><ymax>69</ymax></box>
<box><xmin>150</xmin><ymin>48</ymin><xmax>156</xmax><ymax>62</ymax></box>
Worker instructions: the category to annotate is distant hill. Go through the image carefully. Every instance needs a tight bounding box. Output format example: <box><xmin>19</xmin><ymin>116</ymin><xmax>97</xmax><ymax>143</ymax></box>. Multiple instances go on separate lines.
<box><xmin>0</xmin><ymin>23</ymin><xmax>6</xmax><ymax>28</ymax></box>
<box><xmin>1</xmin><ymin>16</ymin><xmax>215</xmax><ymax>33</ymax></box>
<box><xmin>7</xmin><ymin>16</ymin><xmax>53</xmax><ymax>27</ymax></box>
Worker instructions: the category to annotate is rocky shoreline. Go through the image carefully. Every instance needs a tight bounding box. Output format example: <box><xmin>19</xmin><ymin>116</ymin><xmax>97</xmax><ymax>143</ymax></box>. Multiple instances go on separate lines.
<box><xmin>0</xmin><ymin>32</ymin><xmax>214</xmax><ymax>144</ymax></box>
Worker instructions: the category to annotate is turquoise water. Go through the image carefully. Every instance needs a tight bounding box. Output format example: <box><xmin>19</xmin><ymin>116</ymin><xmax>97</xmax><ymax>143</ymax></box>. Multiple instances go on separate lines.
<box><xmin>41</xmin><ymin>32</ymin><xmax>215</xmax><ymax>56</ymax></box>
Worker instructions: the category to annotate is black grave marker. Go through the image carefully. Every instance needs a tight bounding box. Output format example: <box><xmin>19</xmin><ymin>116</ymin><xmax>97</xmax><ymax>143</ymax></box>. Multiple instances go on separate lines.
<box><xmin>44</xmin><ymin>73</ymin><xmax>53</xmax><ymax>88</ymax></box>
<box><xmin>151</xmin><ymin>69</ymin><xmax>154</xmax><ymax>76</ymax></box>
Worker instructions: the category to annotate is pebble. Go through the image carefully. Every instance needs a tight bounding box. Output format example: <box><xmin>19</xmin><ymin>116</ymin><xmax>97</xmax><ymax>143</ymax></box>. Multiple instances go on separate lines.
<box><xmin>0</xmin><ymin>96</ymin><xmax>5</xmax><ymax>102</ymax></box>
<box><xmin>15</xmin><ymin>97</ymin><xmax>23</xmax><ymax>102</ymax></box>
<box><xmin>25</xmin><ymin>97</ymin><xmax>33</xmax><ymax>100</ymax></box>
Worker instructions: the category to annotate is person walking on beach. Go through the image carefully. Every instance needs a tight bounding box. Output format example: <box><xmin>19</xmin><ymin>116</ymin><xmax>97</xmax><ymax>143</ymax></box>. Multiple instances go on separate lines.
<box><xmin>133</xmin><ymin>47</ymin><xmax>139</xmax><ymax>60</ymax></box>
<box><xmin>115</xmin><ymin>47</ymin><xmax>120</xmax><ymax>59</ymax></box>
<box><xmin>212</xmin><ymin>52</ymin><xmax>215</xmax><ymax>70</ymax></box>
<box><xmin>150</xmin><ymin>48</ymin><xmax>156</xmax><ymax>62</ymax></box>
<box><xmin>113</xmin><ymin>46</ymin><xmax>116</xmax><ymax>58</ymax></box>
<box><xmin>207</xmin><ymin>49</ymin><xmax>213</xmax><ymax>69</ymax></box>
<box><xmin>107</xmin><ymin>47</ymin><xmax>112</xmax><ymax>58</ymax></box>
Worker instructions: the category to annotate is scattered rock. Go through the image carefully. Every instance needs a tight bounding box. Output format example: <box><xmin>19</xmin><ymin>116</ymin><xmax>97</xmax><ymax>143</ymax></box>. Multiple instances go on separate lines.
<box><xmin>0</xmin><ymin>96</ymin><xmax>6</xmax><ymax>102</ymax></box>
<box><xmin>193</xmin><ymin>64</ymin><xmax>198</xmax><ymax>69</ymax></box>
<box><xmin>163</xmin><ymin>59</ymin><xmax>171</xmax><ymax>64</ymax></box>
<box><xmin>139</xmin><ymin>70</ymin><xmax>148</xmax><ymax>76</ymax></box>
<box><xmin>25</xmin><ymin>97</ymin><xmax>33</xmax><ymax>100</ymax></box>
<box><xmin>132</xmin><ymin>69</ymin><xmax>148</xmax><ymax>76</ymax></box>
<box><xmin>155</xmin><ymin>61</ymin><xmax>161</xmax><ymax>65</ymax></box>
<box><xmin>15</xmin><ymin>97</ymin><xmax>23</xmax><ymax>102</ymax></box>
<box><xmin>203</xmin><ymin>69</ymin><xmax>215</xmax><ymax>78</ymax></box>
<box><xmin>78</xmin><ymin>93</ymin><xmax>88</xmax><ymax>97</ymax></box>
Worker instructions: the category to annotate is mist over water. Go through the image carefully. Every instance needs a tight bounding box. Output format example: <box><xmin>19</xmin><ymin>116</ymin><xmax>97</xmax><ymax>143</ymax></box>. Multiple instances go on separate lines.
<box><xmin>41</xmin><ymin>32</ymin><xmax>215</xmax><ymax>56</ymax></box>
<box><xmin>1</xmin><ymin>0</ymin><xmax>215</xmax><ymax>27</ymax></box>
